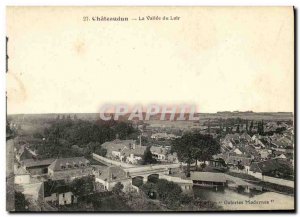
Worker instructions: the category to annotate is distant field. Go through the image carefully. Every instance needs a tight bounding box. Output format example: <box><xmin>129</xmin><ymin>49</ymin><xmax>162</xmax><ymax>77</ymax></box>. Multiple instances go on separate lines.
<box><xmin>8</xmin><ymin>112</ymin><xmax>293</xmax><ymax>121</ymax></box>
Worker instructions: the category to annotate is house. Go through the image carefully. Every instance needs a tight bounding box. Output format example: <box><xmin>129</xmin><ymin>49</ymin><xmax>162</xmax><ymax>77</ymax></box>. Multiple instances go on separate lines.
<box><xmin>14</xmin><ymin>165</ymin><xmax>30</xmax><ymax>184</ymax></box>
<box><xmin>224</xmin><ymin>134</ymin><xmax>240</xmax><ymax>144</ymax></box>
<box><xmin>150</xmin><ymin>133</ymin><xmax>179</xmax><ymax>140</ymax></box>
<box><xmin>16</xmin><ymin>145</ymin><xmax>34</xmax><ymax>162</ymax></box>
<box><xmin>239</xmin><ymin>133</ymin><xmax>252</xmax><ymax>143</ymax></box>
<box><xmin>238</xmin><ymin>145</ymin><xmax>260</xmax><ymax>160</ymax></box>
<box><xmin>214</xmin><ymin>154</ymin><xmax>252</xmax><ymax>174</ymax></box>
<box><xmin>150</xmin><ymin>146</ymin><xmax>168</xmax><ymax>161</ymax></box>
<box><xmin>93</xmin><ymin>166</ymin><xmax>133</xmax><ymax>192</ymax></box>
<box><xmin>249</xmin><ymin>158</ymin><xmax>293</xmax><ymax>180</ymax></box>
<box><xmin>221</xmin><ymin>138</ymin><xmax>234</xmax><ymax>150</ymax></box>
<box><xmin>102</xmin><ymin>139</ymin><xmax>172</xmax><ymax>164</ymax></box>
<box><xmin>258</xmin><ymin>149</ymin><xmax>271</xmax><ymax>159</ymax></box>
<box><xmin>233</xmin><ymin>148</ymin><xmax>243</xmax><ymax>155</ymax></box>
<box><xmin>276</xmin><ymin>154</ymin><xmax>287</xmax><ymax>159</ymax></box>
<box><xmin>21</xmin><ymin>158</ymin><xmax>55</xmax><ymax>175</ymax></box>
<box><xmin>270</xmin><ymin>135</ymin><xmax>293</xmax><ymax>150</ymax></box>
<box><xmin>102</xmin><ymin>139</ymin><xmax>144</xmax><ymax>162</ymax></box>
<box><xmin>126</xmin><ymin>154</ymin><xmax>142</xmax><ymax>164</ymax></box>
<box><xmin>44</xmin><ymin>180</ymin><xmax>77</xmax><ymax>206</ymax></box>
<box><xmin>167</xmin><ymin>152</ymin><xmax>179</xmax><ymax>163</ymax></box>
<box><xmin>48</xmin><ymin>157</ymin><xmax>92</xmax><ymax>181</ymax></box>
<box><xmin>207</xmin><ymin>159</ymin><xmax>228</xmax><ymax>172</ymax></box>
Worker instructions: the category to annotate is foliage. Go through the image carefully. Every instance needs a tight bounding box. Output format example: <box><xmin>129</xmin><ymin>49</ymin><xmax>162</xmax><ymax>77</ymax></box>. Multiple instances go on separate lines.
<box><xmin>147</xmin><ymin>174</ymin><xmax>159</xmax><ymax>183</ymax></box>
<box><xmin>237</xmin><ymin>164</ymin><xmax>245</xmax><ymax>170</ymax></box>
<box><xmin>142</xmin><ymin>146</ymin><xmax>157</xmax><ymax>165</ymax></box>
<box><xmin>132</xmin><ymin>177</ymin><xmax>144</xmax><ymax>187</ymax></box>
<box><xmin>140</xmin><ymin>182</ymin><xmax>157</xmax><ymax>199</ymax></box>
<box><xmin>179</xmin><ymin>193</ymin><xmax>193</xmax><ymax>205</ymax></box>
<box><xmin>172</xmin><ymin>132</ymin><xmax>220</xmax><ymax>177</ymax></box>
<box><xmin>141</xmin><ymin>179</ymin><xmax>185</xmax><ymax>209</ymax></box>
<box><xmin>37</xmin><ymin>119</ymin><xmax>136</xmax><ymax>159</ymax></box>
<box><xmin>112</xmin><ymin>182</ymin><xmax>124</xmax><ymax>195</ymax></box>
<box><xmin>216</xmin><ymin>158</ymin><xmax>227</xmax><ymax>167</ymax></box>
<box><xmin>15</xmin><ymin>191</ymin><xmax>29</xmax><ymax>211</ymax></box>
<box><xmin>71</xmin><ymin>175</ymin><xmax>95</xmax><ymax>197</ymax></box>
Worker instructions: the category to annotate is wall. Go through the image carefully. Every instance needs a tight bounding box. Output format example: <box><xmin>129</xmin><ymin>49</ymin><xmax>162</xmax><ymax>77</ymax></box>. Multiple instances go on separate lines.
<box><xmin>27</xmin><ymin>166</ymin><xmax>48</xmax><ymax>175</ymax></box>
<box><xmin>58</xmin><ymin>192</ymin><xmax>76</xmax><ymax>205</ymax></box>
<box><xmin>15</xmin><ymin>181</ymin><xmax>44</xmax><ymax>202</ymax></box>
<box><xmin>262</xmin><ymin>176</ymin><xmax>294</xmax><ymax>188</ymax></box>
<box><xmin>248</xmin><ymin>170</ymin><xmax>263</xmax><ymax>180</ymax></box>
<box><xmin>159</xmin><ymin>174</ymin><xmax>193</xmax><ymax>191</ymax></box>
<box><xmin>95</xmin><ymin>177</ymin><xmax>133</xmax><ymax>192</ymax></box>
<box><xmin>92</xmin><ymin>153</ymin><xmax>135</xmax><ymax>168</ymax></box>
<box><xmin>108</xmin><ymin>179</ymin><xmax>133</xmax><ymax>191</ymax></box>
<box><xmin>44</xmin><ymin>193</ymin><xmax>57</xmax><ymax>203</ymax></box>
<box><xmin>15</xmin><ymin>174</ymin><xmax>30</xmax><ymax>184</ymax></box>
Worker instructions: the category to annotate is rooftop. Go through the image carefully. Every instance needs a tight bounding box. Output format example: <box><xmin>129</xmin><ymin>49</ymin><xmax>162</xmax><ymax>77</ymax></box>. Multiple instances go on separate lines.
<box><xmin>48</xmin><ymin>157</ymin><xmax>90</xmax><ymax>172</ymax></box>
<box><xmin>21</xmin><ymin>158</ymin><xmax>55</xmax><ymax>168</ymax></box>
<box><xmin>190</xmin><ymin>172</ymin><xmax>227</xmax><ymax>183</ymax></box>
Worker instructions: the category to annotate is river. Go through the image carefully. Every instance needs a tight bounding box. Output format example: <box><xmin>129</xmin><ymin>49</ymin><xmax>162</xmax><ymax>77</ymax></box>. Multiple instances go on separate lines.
<box><xmin>193</xmin><ymin>186</ymin><xmax>294</xmax><ymax>210</ymax></box>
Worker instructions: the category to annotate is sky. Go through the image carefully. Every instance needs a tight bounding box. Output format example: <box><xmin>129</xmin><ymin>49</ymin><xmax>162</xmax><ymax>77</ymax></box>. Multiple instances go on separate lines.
<box><xmin>6</xmin><ymin>6</ymin><xmax>294</xmax><ymax>114</ymax></box>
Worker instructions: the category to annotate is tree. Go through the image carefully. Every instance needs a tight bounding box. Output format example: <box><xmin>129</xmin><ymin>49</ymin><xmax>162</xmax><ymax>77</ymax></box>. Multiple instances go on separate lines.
<box><xmin>172</xmin><ymin>132</ymin><xmax>220</xmax><ymax>177</ymax></box>
<box><xmin>112</xmin><ymin>182</ymin><xmax>124</xmax><ymax>195</ymax></box>
<box><xmin>96</xmin><ymin>147</ymin><xmax>107</xmax><ymax>157</ymax></box>
<box><xmin>113</xmin><ymin>122</ymin><xmax>137</xmax><ymax>139</ymax></box>
<box><xmin>249</xmin><ymin>120</ymin><xmax>254</xmax><ymax>133</ymax></box>
<box><xmin>258</xmin><ymin>120</ymin><xmax>264</xmax><ymax>135</ymax></box>
<box><xmin>236</xmin><ymin>124</ymin><xmax>240</xmax><ymax>133</ymax></box>
<box><xmin>156</xmin><ymin>179</ymin><xmax>182</xmax><ymax>209</ymax></box>
<box><xmin>15</xmin><ymin>191</ymin><xmax>29</xmax><ymax>211</ymax></box>
<box><xmin>142</xmin><ymin>146</ymin><xmax>157</xmax><ymax>165</ymax></box>
<box><xmin>207</xmin><ymin>119</ymin><xmax>211</xmax><ymax>134</ymax></box>
<box><xmin>140</xmin><ymin>182</ymin><xmax>157</xmax><ymax>199</ymax></box>
<box><xmin>71</xmin><ymin>175</ymin><xmax>95</xmax><ymax>197</ymax></box>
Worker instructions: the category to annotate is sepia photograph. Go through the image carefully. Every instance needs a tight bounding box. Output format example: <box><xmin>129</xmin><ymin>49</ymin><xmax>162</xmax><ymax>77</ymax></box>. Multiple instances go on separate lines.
<box><xmin>5</xmin><ymin>6</ymin><xmax>295</xmax><ymax>212</ymax></box>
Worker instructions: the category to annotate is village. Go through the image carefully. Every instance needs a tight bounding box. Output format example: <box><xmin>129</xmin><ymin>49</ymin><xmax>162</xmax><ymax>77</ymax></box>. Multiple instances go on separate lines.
<box><xmin>7</xmin><ymin>112</ymin><xmax>294</xmax><ymax>211</ymax></box>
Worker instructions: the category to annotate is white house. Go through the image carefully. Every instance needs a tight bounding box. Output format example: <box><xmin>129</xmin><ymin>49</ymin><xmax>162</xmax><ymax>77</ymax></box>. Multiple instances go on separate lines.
<box><xmin>14</xmin><ymin>165</ymin><xmax>30</xmax><ymax>184</ymax></box>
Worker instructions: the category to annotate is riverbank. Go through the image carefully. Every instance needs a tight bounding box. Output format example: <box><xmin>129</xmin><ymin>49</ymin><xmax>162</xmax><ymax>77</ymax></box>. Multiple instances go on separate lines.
<box><xmin>227</xmin><ymin>172</ymin><xmax>294</xmax><ymax>196</ymax></box>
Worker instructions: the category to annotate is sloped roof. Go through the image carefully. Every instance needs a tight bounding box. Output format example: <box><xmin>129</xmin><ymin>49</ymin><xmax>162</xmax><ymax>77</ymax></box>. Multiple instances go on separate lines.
<box><xmin>48</xmin><ymin>157</ymin><xmax>89</xmax><ymax>172</ymax></box>
<box><xmin>240</xmin><ymin>133</ymin><xmax>252</xmax><ymax>141</ymax></box>
<box><xmin>14</xmin><ymin>166</ymin><xmax>29</xmax><ymax>175</ymax></box>
<box><xmin>190</xmin><ymin>172</ymin><xmax>227</xmax><ymax>183</ymax></box>
<box><xmin>150</xmin><ymin>146</ymin><xmax>168</xmax><ymax>155</ymax></box>
<box><xmin>102</xmin><ymin>139</ymin><xmax>136</xmax><ymax>149</ymax></box>
<box><xmin>22</xmin><ymin>158</ymin><xmax>55</xmax><ymax>168</ymax></box>
<box><xmin>95</xmin><ymin>166</ymin><xmax>128</xmax><ymax>182</ymax></box>
<box><xmin>226</xmin><ymin>155</ymin><xmax>252</xmax><ymax>166</ymax></box>
<box><xmin>102</xmin><ymin>139</ymin><xmax>148</xmax><ymax>157</ymax></box>
<box><xmin>44</xmin><ymin>180</ymin><xmax>71</xmax><ymax>196</ymax></box>
<box><xmin>214</xmin><ymin>153</ymin><xmax>252</xmax><ymax>166</ymax></box>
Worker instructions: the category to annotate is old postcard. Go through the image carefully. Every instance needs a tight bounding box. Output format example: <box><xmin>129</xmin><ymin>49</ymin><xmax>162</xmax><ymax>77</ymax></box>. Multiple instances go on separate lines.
<box><xmin>6</xmin><ymin>6</ymin><xmax>294</xmax><ymax>212</ymax></box>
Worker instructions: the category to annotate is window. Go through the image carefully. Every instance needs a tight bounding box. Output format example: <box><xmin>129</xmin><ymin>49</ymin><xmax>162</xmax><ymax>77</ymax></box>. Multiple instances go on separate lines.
<box><xmin>62</xmin><ymin>193</ymin><xmax>65</xmax><ymax>197</ymax></box>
